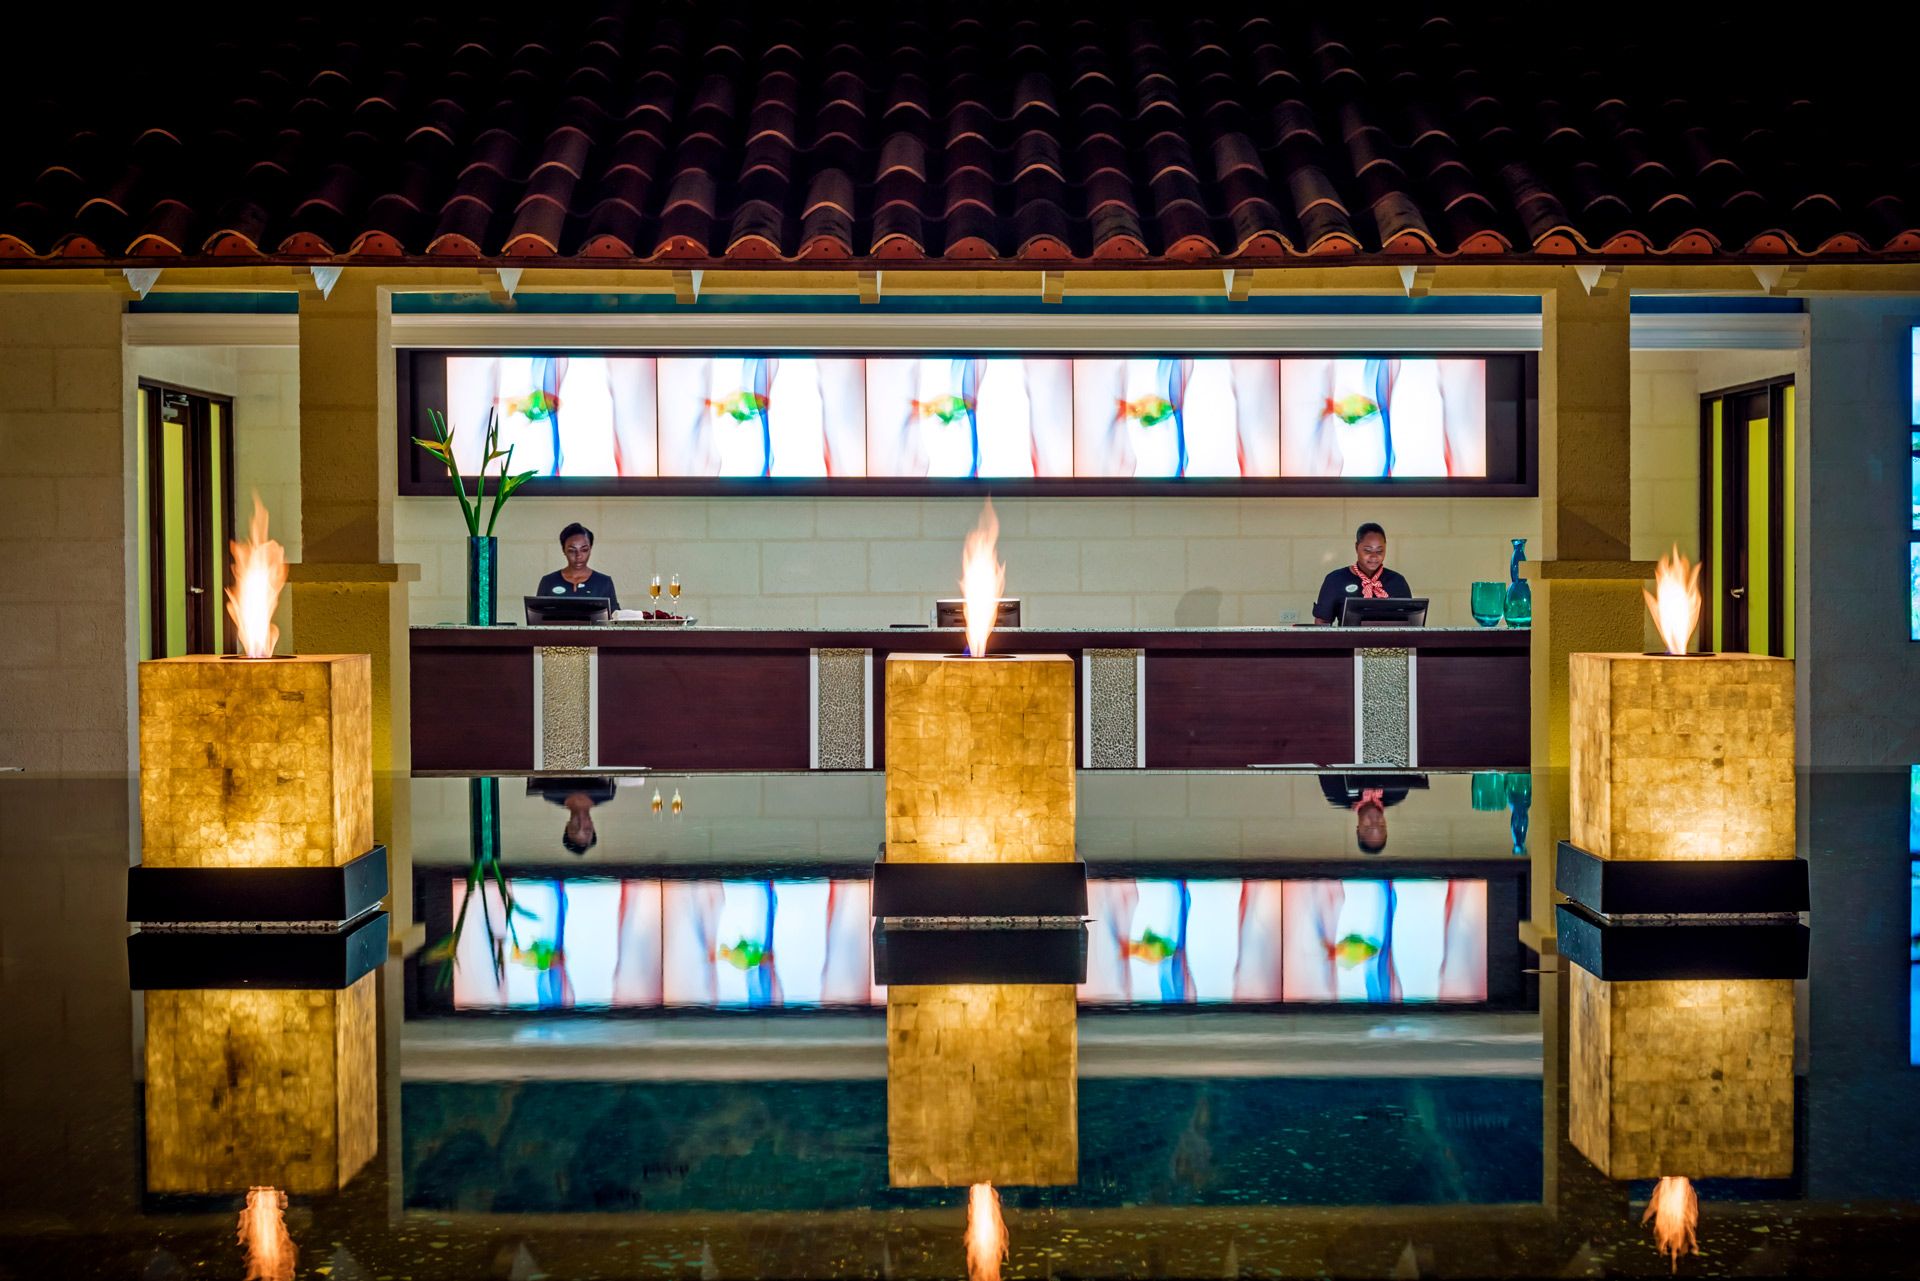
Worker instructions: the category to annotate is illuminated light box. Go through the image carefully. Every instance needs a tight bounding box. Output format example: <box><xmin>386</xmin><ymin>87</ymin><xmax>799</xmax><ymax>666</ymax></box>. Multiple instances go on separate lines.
<box><xmin>883</xmin><ymin>653</ymin><xmax>1075</xmax><ymax>865</ymax></box>
<box><xmin>132</xmin><ymin>654</ymin><xmax>385</xmax><ymax>925</ymax></box>
<box><xmin>143</xmin><ymin>971</ymin><xmax>379</xmax><ymax>1195</ymax></box>
<box><xmin>886</xmin><ymin>983</ymin><xmax>1077</xmax><ymax>1188</ymax></box>
<box><xmin>1568</xmin><ymin>967</ymin><xmax>1794</xmax><ymax>1181</ymax></box>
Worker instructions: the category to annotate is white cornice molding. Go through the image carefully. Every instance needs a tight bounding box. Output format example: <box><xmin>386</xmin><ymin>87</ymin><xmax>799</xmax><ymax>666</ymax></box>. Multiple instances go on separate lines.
<box><xmin>1629</xmin><ymin>312</ymin><xmax>1809</xmax><ymax>350</ymax></box>
<box><xmin>123</xmin><ymin>312</ymin><xmax>298</xmax><ymax>347</ymax></box>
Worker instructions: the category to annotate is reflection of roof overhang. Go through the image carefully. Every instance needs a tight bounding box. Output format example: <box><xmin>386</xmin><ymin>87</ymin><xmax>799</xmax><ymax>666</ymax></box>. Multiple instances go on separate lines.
<box><xmin>399</xmin><ymin>1010</ymin><xmax>1542</xmax><ymax>1082</ymax></box>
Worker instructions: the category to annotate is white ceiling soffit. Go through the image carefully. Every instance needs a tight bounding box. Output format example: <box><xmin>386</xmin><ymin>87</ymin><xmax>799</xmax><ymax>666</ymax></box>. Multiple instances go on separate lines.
<box><xmin>122</xmin><ymin>307</ymin><xmax>1810</xmax><ymax>352</ymax></box>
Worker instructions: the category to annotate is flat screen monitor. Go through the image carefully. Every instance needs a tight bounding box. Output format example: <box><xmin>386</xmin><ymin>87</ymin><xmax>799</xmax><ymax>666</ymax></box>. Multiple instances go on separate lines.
<box><xmin>525</xmin><ymin>595</ymin><xmax>611</xmax><ymax>625</ymax></box>
<box><xmin>933</xmin><ymin>598</ymin><xmax>1021</xmax><ymax>629</ymax></box>
<box><xmin>1340</xmin><ymin>596</ymin><xmax>1428</xmax><ymax>627</ymax></box>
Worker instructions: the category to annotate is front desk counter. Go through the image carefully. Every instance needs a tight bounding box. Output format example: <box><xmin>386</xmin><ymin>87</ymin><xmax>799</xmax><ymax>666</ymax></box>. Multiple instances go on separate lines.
<box><xmin>410</xmin><ymin>624</ymin><xmax>1529</xmax><ymax>774</ymax></box>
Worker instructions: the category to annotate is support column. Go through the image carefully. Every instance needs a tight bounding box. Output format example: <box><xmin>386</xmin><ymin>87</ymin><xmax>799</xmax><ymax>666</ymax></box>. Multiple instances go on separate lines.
<box><xmin>1531</xmin><ymin>277</ymin><xmax>1652</xmax><ymax>772</ymax></box>
<box><xmin>289</xmin><ymin>274</ymin><xmax>418</xmax><ymax>917</ymax></box>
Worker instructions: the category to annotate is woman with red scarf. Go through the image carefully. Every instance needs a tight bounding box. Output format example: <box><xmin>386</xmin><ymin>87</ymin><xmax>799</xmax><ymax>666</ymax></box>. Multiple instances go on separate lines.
<box><xmin>1312</xmin><ymin>522</ymin><xmax>1412</xmax><ymax>624</ymax></box>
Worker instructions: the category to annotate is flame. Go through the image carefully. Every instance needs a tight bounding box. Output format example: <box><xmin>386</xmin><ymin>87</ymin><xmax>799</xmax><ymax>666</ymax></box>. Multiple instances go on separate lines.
<box><xmin>1642</xmin><ymin>545</ymin><xmax>1703</xmax><ymax>656</ymax></box>
<box><xmin>965</xmin><ymin>1182</ymin><xmax>1007</xmax><ymax>1281</ymax></box>
<box><xmin>1642</xmin><ymin>1176</ymin><xmax>1699</xmax><ymax>1272</ymax></box>
<box><xmin>960</xmin><ymin>499</ymin><xmax>1006</xmax><ymax>657</ymax></box>
<box><xmin>226</xmin><ymin>495</ymin><xmax>288</xmax><ymax>658</ymax></box>
<box><xmin>238</xmin><ymin>1186</ymin><xmax>296</xmax><ymax>1281</ymax></box>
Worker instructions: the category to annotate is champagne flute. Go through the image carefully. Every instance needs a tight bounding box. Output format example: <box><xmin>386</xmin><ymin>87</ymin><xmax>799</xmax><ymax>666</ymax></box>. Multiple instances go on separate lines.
<box><xmin>668</xmin><ymin>574</ymin><xmax>681</xmax><ymax>601</ymax></box>
<box><xmin>649</xmin><ymin>574</ymin><xmax>662</xmax><ymax>603</ymax></box>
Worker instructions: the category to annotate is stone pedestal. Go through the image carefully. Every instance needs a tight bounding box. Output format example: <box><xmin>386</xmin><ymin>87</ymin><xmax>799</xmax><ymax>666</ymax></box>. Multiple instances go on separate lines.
<box><xmin>139</xmin><ymin>654</ymin><xmax>373</xmax><ymax>869</ymax></box>
<box><xmin>143</xmin><ymin>973</ymin><xmax>378</xmax><ymax>1194</ymax></box>
<box><xmin>1570</xmin><ymin>652</ymin><xmax>1795</xmax><ymax>862</ymax></box>
<box><xmin>884</xmin><ymin>653</ymin><xmax>1074</xmax><ymax>863</ymax></box>
<box><xmin>1568</xmin><ymin>968</ymin><xmax>1793</xmax><ymax>1179</ymax></box>
<box><xmin>886</xmin><ymin>983</ymin><xmax>1077</xmax><ymax>1188</ymax></box>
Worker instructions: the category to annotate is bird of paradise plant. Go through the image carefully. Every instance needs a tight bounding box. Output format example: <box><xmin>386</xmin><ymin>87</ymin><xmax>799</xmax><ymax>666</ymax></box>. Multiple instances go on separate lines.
<box><xmin>413</xmin><ymin>408</ymin><xmax>538</xmax><ymax>536</ymax></box>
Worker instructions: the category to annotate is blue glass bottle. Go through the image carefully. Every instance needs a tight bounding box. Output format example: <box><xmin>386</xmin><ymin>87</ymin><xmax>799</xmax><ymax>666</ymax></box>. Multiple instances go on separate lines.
<box><xmin>1504</xmin><ymin>538</ymin><xmax>1532</xmax><ymax>628</ymax></box>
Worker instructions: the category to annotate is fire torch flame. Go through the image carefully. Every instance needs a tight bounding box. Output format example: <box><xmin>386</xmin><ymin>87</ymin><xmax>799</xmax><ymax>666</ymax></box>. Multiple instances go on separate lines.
<box><xmin>965</xmin><ymin>1182</ymin><xmax>1007</xmax><ymax>1281</ymax></box>
<box><xmin>1642</xmin><ymin>545</ymin><xmax>1703</xmax><ymax>656</ymax></box>
<box><xmin>226</xmin><ymin>495</ymin><xmax>288</xmax><ymax>658</ymax></box>
<box><xmin>960</xmin><ymin>499</ymin><xmax>1005</xmax><ymax>658</ymax></box>
<box><xmin>1642</xmin><ymin>1176</ymin><xmax>1698</xmax><ymax>1272</ymax></box>
<box><xmin>238</xmin><ymin>1186</ymin><xmax>296</xmax><ymax>1281</ymax></box>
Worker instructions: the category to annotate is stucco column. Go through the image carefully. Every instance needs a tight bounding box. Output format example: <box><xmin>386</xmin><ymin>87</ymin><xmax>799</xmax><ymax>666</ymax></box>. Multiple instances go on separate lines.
<box><xmin>1531</xmin><ymin>277</ymin><xmax>1651</xmax><ymax>773</ymax></box>
<box><xmin>289</xmin><ymin>273</ymin><xmax>417</xmax><ymax>889</ymax></box>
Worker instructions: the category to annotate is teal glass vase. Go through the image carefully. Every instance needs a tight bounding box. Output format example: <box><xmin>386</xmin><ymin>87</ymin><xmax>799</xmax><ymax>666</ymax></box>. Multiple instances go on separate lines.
<box><xmin>466</xmin><ymin>535</ymin><xmax>498</xmax><ymax>626</ymax></box>
<box><xmin>1470</xmin><ymin>581</ymin><xmax>1506</xmax><ymax>628</ymax></box>
<box><xmin>1504</xmin><ymin>539</ymin><xmax>1532</xmax><ymax>628</ymax></box>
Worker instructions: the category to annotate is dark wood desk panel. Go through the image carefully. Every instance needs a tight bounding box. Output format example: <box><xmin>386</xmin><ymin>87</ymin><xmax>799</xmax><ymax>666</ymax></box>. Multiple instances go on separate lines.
<box><xmin>597</xmin><ymin>648</ymin><xmax>811</xmax><ymax>770</ymax></box>
<box><xmin>1416</xmin><ymin>649</ymin><xmax>1531</xmax><ymax>767</ymax></box>
<box><xmin>1145</xmin><ymin>650</ymin><xmax>1354</xmax><ymax>768</ymax></box>
<box><xmin>411</xmin><ymin>645</ymin><xmax>535</xmax><ymax>772</ymax></box>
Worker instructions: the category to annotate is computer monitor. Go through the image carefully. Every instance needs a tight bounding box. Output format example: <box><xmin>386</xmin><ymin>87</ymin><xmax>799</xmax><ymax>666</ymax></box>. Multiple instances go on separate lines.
<box><xmin>933</xmin><ymin>598</ymin><xmax>1022</xmax><ymax>628</ymax></box>
<box><xmin>524</xmin><ymin>595</ymin><xmax>611</xmax><ymax>625</ymax></box>
<box><xmin>1339</xmin><ymin>596</ymin><xmax>1428</xmax><ymax>627</ymax></box>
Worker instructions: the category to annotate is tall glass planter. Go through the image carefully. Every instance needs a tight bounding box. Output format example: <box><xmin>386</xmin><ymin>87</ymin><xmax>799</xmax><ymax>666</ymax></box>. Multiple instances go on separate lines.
<box><xmin>466</xmin><ymin>536</ymin><xmax>498</xmax><ymax>626</ymax></box>
<box><xmin>1504</xmin><ymin>538</ymin><xmax>1532</xmax><ymax>628</ymax></box>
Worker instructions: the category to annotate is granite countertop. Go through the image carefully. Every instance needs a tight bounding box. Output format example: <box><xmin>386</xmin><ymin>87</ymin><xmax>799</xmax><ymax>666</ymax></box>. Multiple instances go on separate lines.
<box><xmin>414</xmin><ymin>623</ymin><xmax>1500</xmax><ymax>634</ymax></box>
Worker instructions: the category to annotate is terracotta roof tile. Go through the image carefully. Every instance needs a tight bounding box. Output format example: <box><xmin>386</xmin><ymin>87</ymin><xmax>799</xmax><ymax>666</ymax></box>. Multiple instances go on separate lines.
<box><xmin>3</xmin><ymin>4</ymin><xmax>1913</xmax><ymax>267</ymax></box>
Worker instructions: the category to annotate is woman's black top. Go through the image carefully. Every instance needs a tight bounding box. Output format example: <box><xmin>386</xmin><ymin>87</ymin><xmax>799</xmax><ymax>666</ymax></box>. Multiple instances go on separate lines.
<box><xmin>535</xmin><ymin>569</ymin><xmax>620</xmax><ymax>612</ymax></box>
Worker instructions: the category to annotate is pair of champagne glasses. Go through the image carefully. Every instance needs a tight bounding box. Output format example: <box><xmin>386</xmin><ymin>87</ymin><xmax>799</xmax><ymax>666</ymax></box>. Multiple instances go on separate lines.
<box><xmin>647</xmin><ymin>574</ymin><xmax>682</xmax><ymax>603</ymax></box>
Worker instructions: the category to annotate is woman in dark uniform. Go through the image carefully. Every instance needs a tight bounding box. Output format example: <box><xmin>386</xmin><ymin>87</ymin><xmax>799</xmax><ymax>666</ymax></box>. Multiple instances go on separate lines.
<box><xmin>536</xmin><ymin>522</ymin><xmax>621</xmax><ymax>609</ymax></box>
<box><xmin>1312</xmin><ymin>521</ymin><xmax>1412</xmax><ymax>624</ymax></box>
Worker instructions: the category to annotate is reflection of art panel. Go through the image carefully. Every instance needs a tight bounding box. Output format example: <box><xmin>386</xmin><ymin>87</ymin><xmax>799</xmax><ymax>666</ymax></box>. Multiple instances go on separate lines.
<box><xmin>658</xmin><ymin>356</ymin><xmax>867</xmax><ymax>477</ymax></box>
<box><xmin>1071</xmin><ymin>358</ymin><xmax>1279</xmax><ymax>477</ymax></box>
<box><xmin>887</xmin><ymin>983</ymin><xmax>1077</xmax><ymax>1187</ymax></box>
<box><xmin>144</xmin><ymin>974</ymin><xmax>378</xmax><ymax>1194</ymax></box>
<box><xmin>1279</xmin><ymin>357</ymin><xmax>1487</xmax><ymax>478</ymax></box>
<box><xmin>445</xmin><ymin>355</ymin><xmax>659</xmax><ymax>477</ymax></box>
<box><xmin>866</xmin><ymin>357</ymin><xmax>1073</xmax><ymax>478</ymax></box>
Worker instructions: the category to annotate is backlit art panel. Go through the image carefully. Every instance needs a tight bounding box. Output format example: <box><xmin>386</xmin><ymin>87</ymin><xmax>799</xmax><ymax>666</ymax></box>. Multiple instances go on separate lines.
<box><xmin>865</xmin><ymin>357</ymin><xmax>1073</xmax><ymax>478</ymax></box>
<box><xmin>445</xmin><ymin>355</ymin><xmax>658</xmax><ymax>477</ymax></box>
<box><xmin>1072</xmin><ymin>359</ymin><xmax>1279</xmax><ymax>477</ymax></box>
<box><xmin>447</xmin><ymin>875</ymin><xmax>1492</xmax><ymax>1010</ymax></box>
<box><xmin>657</xmin><ymin>356</ymin><xmax>866</xmax><ymax>477</ymax></box>
<box><xmin>1279</xmin><ymin>357</ymin><xmax>1488</xmax><ymax>478</ymax></box>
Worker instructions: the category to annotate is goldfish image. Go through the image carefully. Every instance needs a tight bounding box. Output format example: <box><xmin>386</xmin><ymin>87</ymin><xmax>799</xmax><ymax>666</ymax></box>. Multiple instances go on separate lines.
<box><xmin>706</xmin><ymin>390</ymin><xmax>770</xmax><ymax>421</ymax></box>
<box><xmin>1125</xmin><ymin>929</ymin><xmax>1178</xmax><ymax>963</ymax></box>
<box><xmin>910</xmin><ymin>393</ymin><xmax>973</xmax><ymax>424</ymax></box>
<box><xmin>1330</xmin><ymin>933</ymin><xmax>1382</xmax><ymax>968</ymax></box>
<box><xmin>1117</xmin><ymin>395</ymin><xmax>1176</xmax><ymax>426</ymax></box>
<box><xmin>1324</xmin><ymin>393</ymin><xmax>1380</xmax><ymax>424</ymax></box>
<box><xmin>510</xmin><ymin>940</ymin><xmax>563</xmax><ymax>971</ymax></box>
<box><xmin>718</xmin><ymin>939</ymin><xmax>772</xmax><ymax>970</ymax></box>
<box><xmin>504</xmin><ymin>388</ymin><xmax>560</xmax><ymax>420</ymax></box>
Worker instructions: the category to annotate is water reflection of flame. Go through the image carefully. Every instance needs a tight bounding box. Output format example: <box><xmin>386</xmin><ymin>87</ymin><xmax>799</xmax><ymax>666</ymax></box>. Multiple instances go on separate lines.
<box><xmin>960</xmin><ymin>500</ymin><xmax>1005</xmax><ymax>658</ymax></box>
<box><xmin>238</xmin><ymin>1186</ymin><xmax>296</xmax><ymax>1281</ymax></box>
<box><xmin>1642</xmin><ymin>545</ymin><xmax>1703</xmax><ymax>656</ymax></box>
<box><xmin>1643</xmin><ymin>1175</ymin><xmax>1699</xmax><ymax>1272</ymax></box>
<box><xmin>226</xmin><ymin>495</ymin><xmax>288</xmax><ymax>658</ymax></box>
<box><xmin>965</xmin><ymin>1182</ymin><xmax>1007</xmax><ymax>1281</ymax></box>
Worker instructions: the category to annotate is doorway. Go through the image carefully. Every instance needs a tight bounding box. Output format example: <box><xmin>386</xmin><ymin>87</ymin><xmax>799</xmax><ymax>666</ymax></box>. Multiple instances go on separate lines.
<box><xmin>138</xmin><ymin>382</ymin><xmax>234</xmax><ymax>658</ymax></box>
<box><xmin>1698</xmin><ymin>378</ymin><xmax>1794</xmax><ymax>657</ymax></box>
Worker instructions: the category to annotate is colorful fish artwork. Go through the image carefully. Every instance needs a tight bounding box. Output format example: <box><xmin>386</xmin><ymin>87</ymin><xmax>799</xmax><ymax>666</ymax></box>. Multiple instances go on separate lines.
<box><xmin>909</xmin><ymin>394</ymin><xmax>973</xmax><ymax>425</ymax></box>
<box><xmin>706</xmin><ymin>390</ymin><xmax>771</xmax><ymax>422</ymax></box>
<box><xmin>1117</xmin><ymin>395</ymin><xmax>1176</xmax><ymax>426</ymax></box>
<box><xmin>1125</xmin><ymin>929</ymin><xmax>1179</xmax><ymax>963</ymax></box>
<box><xmin>504</xmin><ymin>389</ymin><xmax>561</xmax><ymax>421</ymax></box>
<box><xmin>1330</xmin><ymin>933</ymin><xmax>1382</xmax><ymax>968</ymax></box>
<box><xmin>1325</xmin><ymin>393</ymin><xmax>1381</xmax><ymax>424</ymax></box>
<box><xmin>718</xmin><ymin>939</ymin><xmax>773</xmax><ymax>970</ymax></box>
<box><xmin>511</xmin><ymin>940</ymin><xmax>563</xmax><ymax>971</ymax></box>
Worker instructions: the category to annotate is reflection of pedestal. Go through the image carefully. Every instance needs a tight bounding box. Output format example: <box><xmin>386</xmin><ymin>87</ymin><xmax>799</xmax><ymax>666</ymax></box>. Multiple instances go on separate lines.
<box><xmin>887</xmin><ymin>983</ymin><xmax>1077</xmax><ymax>1188</ymax></box>
<box><xmin>885</xmin><ymin>654</ymin><xmax>1074</xmax><ymax>864</ymax></box>
<box><xmin>1561</xmin><ymin>653</ymin><xmax>1801</xmax><ymax>916</ymax></box>
<box><xmin>144</xmin><ymin>972</ymin><xmax>379</xmax><ymax>1194</ymax></box>
<box><xmin>1568</xmin><ymin>968</ymin><xmax>1793</xmax><ymax>1179</ymax></box>
<box><xmin>132</xmin><ymin>654</ymin><xmax>385</xmax><ymax>924</ymax></box>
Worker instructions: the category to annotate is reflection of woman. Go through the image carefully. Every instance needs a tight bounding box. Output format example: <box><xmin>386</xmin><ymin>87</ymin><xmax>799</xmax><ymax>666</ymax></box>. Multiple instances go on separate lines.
<box><xmin>535</xmin><ymin>522</ymin><xmax>620</xmax><ymax>609</ymax></box>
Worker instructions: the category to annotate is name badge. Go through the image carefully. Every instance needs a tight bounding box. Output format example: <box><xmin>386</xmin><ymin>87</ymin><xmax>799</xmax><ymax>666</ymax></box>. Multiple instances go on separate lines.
<box><xmin>552</xmin><ymin>585</ymin><xmax>567</xmax><ymax>594</ymax></box>
<box><xmin>1345</xmin><ymin>583</ymin><xmax>1358</xmax><ymax>593</ymax></box>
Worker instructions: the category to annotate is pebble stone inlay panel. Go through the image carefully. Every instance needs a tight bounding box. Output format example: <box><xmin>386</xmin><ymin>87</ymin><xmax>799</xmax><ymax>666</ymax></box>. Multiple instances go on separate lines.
<box><xmin>814</xmin><ymin>648</ymin><xmax>870</xmax><ymax>769</ymax></box>
<box><xmin>538</xmin><ymin>646</ymin><xmax>593</xmax><ymax>769</ymax></box>
<box><xmin>1086</xmin><ymin>648</ymin><xmax>1142</xmax><ymax>769</ymax></box>
<box><xmin>1357</xmin><ymin>647</ymin><xmax>1412</xmax><ymax>766</ymax></box>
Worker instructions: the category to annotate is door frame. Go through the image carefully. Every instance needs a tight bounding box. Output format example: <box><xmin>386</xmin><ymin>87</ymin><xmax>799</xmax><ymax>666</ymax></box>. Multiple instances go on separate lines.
<box><xmin>1698</xmin><ymin>375</ymin><xmax>1791</xmax><ymax>656</ymax></box>
<box><xmin>140</xmin><ymin>379</ymin><xmax>236</xmax><ymax>656</ymax></box>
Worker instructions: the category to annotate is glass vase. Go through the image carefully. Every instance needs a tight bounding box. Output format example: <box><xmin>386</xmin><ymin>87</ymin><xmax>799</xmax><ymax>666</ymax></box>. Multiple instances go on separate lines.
<box><xmin>1504</xmin><ymin>538</ymin><xmax>1532</xmax><ymax>629</ymax></box>
<box><xmin>1470</xmin><ymin>581</ymin><xmax>1507</xmax><ymax>628</ymax></box>
<box><xmin>466</xmin><ymin>535</ymin><xmax>498</xmax><ymax>626</ymax></box>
